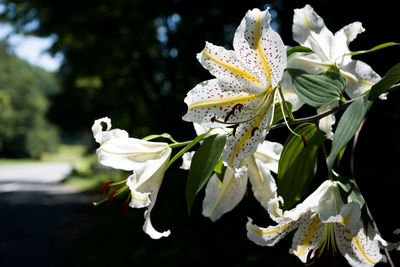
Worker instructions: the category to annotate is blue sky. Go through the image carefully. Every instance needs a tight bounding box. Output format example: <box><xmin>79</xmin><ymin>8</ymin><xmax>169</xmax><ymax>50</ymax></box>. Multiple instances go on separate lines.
<box><xmin>0</xmin><ymin>22</ymin><xmax>63</xmax><ymax>72</ymax></box>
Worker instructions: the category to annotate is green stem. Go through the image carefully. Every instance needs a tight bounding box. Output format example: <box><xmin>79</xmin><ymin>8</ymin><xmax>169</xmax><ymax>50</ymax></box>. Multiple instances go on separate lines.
<box><xmin>167</xmin><ymin>129</ymin><xmax>212</xmax><ymax>168</ymax></box>
<box><xmin>278</xmin><ymin>85</ymin><xmax>295</xmax><ymax>121</ymax></box>
<box><xmin>271</xmin><ymin>83</ymin><xmax>400</xmax><ymax>130</ymax></box>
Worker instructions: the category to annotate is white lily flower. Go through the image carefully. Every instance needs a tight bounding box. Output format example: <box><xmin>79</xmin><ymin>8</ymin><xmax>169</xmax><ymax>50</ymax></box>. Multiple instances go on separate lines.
<box><xmin>246</xmin><ymin>180</ymin><xmax>392</xmax><ymax>266</ymax></box>
<box><xmin>92</xmin><ymin>117</ymin><xmax>171</xmax><ymax>239</ymax></box>
<box><xmin>288</xmin><ymin>5</ymin><xmax>382</xmax><ymax>138</ymax></box>
<box><xmin>202</xmin><ymin>140</ymin><xmax>283</xmax><ymax>222</ymax></box>
<box><xmin>182</xmin><ymin>7</ymin><xmax>286</xmax><ymax>168</ymax></box>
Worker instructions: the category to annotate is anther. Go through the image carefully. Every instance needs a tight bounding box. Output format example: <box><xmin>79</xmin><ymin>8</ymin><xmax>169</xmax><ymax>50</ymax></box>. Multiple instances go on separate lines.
<box><xmin>306</xmin><ymin>249</ymin><xmax>315</xmax><ymax>264</ymax></box>
<box><xmin>108</xmin><ymin>188</ymin><xmax>119</xmax><ymax>204</ymax></box>
<box><xmin>100</xmin><ymin>180</ymin><xmax>114</xmax><ymax>195</ymax></box>
<box><xmin>211</xmin><ymin>116</ymin><xmax>217</xmax><ymax>122</ymax></box>
<box><xmin>233</xmin><ymin>103</ymin><xmax>244</xmax><ymax>113</ymax></box>
<box><xmin>251</xmin><ymin>127</ymin><xmax>259</xmax><ymax>137</ymax></box>
<box><xmin>224</xmin><ymin>110</ymin><xmax>234</xmax><ymax>122</ymax></box>
<box><xmin>232</xmin><ymin>124</ymin><xmax>239</xmax><ymax>136</ymax></box>
<box><xmin>300</xmin><ymin>133</ymin><xmax>307</xmax><ymax>147</ymax></box>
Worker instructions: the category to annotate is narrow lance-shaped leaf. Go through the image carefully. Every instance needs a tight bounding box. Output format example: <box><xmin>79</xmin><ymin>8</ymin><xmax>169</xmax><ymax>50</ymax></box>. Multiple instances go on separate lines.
<box><xmin>186</xmin><ymin>133</ymin><xmax>227</xmax><ymax>214</ymax></box>
<box><xmin>369</xmin><ymin>63</ymin><xmax>400</xmax><ymax>100</ymax></box>
<box><xmin>277</xmin><ymin>123</ymin><xmax>324</xmax><ymax>210</ymax></box>
<box><xmin>288</xmin><ymin>69</ymin><xmax>346</xmax><ymax>108</ymax></box>
<box><xmin>326</xmin><ymin>95</ymin><xmax>370</xmax><ymax>171</ymax></box>
<box><xmin>341</xmin><ymin>42</ymin><xmax>399</xmax><ymax>58</ymax></box>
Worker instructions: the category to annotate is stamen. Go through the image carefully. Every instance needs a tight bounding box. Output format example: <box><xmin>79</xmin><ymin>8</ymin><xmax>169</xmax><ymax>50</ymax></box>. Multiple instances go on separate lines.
<box><xmin>301</xmin><ymin>133</ymin><xmax>308</xmax><ymax>147</ymax></box>
<box><xmin>225</xmin><ymin>110</ymin><xmax>234</xmax><ymax>122</ymax></box>
<box><xmin>108</xmin><ymin>188</ymin><xmax>119</xmax><ymax>203</ymax></box>
<box><xmin>232</xmin><ymin>124</ymin><xmax>239</xmax><ymax>136</ymax></box>
<box><xmin>306</xmin><ymin>249</ymin><xmax>314</xmax><ymax>264</ymax></box>
<box><xmin>233</xmin><ymin>103</ymin><xmax>244</xmax><ymax>113</ymax></box>
<box><xmin>251</xmin><ymin>127</ymin><xmax>259</xmax><ymax>137</ymax></box>
<box><xmin>100</xmin><ymin>180</ymin><xmax>114</xmax><ymax>195</ymax></box>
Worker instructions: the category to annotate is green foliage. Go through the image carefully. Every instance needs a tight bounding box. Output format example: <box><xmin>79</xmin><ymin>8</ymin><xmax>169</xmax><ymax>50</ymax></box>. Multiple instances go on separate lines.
<box><xmin>369</xmin><ymin>63</ymin><xmax>400</xmax><ymax>100</ymax></box>
<box><xmin>288</xmin><ymin>69</ymin><xmax>346</xmax><ymax>108</ymax></box>
<box><xmin>326</xmin><ymin>95</ymin><xmax>370</xmax><ymax>172</ymax></box>
<box><xmin>0</xmin><ymin>42</ymin><xmax>60</xmax><ymax>158</ymax></box>
<box><xmin>277</xmin><ymin>123</ymin><xmax>325</xmax><ymax>209</ymax></box>
<box><xmin>186</xmin><ymin>133</ymin><xmax>226</xmax><ymax>214</ymax></box>
<box><xmin>286</xmin><ymin>46</ymin><xmax>313</xmax><ymax>64</ymax></box>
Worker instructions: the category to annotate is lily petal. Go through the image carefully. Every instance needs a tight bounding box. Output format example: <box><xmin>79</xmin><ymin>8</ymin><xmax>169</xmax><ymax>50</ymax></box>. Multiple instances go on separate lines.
<box><xmin>280</xmin><ymin>71</ymin><xmax>305</xmax><ymax>112</ymax></box>
<box><xmin>233</xmin><ymin>8</ymin><xmax>286</xmax><ymax>88</ymax></box>
<box><xmin>334</xmin><ymin>222</ymin><xmax>386</xmax><ymax>266</ymax></box>
<box><xmin>341</xmin><ymin>60</ymin><xmax>381</xmax><ymax>99</ymax></box>
<box><xmin>246</xmin><ymin>215</ymin><xmax>305</xmax><ymax>247</ymax></box>
<box><xmin>333</xmin><ymin>22</ymin><xmax>364</xmax><ymax>62</ymax></box>
<box><xmin>129</xmin><ymin>153</ymin><xmax>171</xmax><ymax>239</ymax></box>
<box><xmin>182</xmin><ymin>78</ymin><xmax>266</xmax><ymax>128</ymax></box>
<box><xmin>317</xmin><ymin>102</ymin><xmax>338</xmax><ymax>140</ymax></box>
<box><xmin>222</xmin><ymin>98</ymin><xmax>274</xmax><ymax>167</ymax></box>
<box><xmin>244</xmin><ymin>154</ymin><xmax>277</xmax><ymax>211</ymax></box>
<box><xmin>202</xmin><ymin>166</ymin><xmax>248</xmax><ymax>222</ymax></box>
<box><xmin>293</xmin><ymin>5</ymin><xmax>334</xmax><ymax>63</ymax></box>
<box><xmin>197</xmin><ymin>41</ymin><xmax>262</xmax><ymax>89</ymax></box>
<box><xmin>290</xmin><ymin>213</ymin><xmax>324</xmax><ymax>263</ymax></box>
<box><xmin>253</xmin><ymin>140</ymin><xmax>283</xmax><ymax>173</ymax></box>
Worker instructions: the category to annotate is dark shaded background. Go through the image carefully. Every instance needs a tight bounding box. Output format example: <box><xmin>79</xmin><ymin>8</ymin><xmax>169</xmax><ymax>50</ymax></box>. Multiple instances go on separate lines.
<box><xmin>1</xmin><ymin>0</ymin><xmax>399</xmax><ymax>266</ymax></box>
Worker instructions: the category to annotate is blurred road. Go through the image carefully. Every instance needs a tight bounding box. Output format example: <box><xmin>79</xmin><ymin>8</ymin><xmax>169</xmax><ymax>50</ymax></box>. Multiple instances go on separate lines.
<box><xmin>0</xmin><ymin>162</ymin><xmax>94</xmax><ymax>267</ymax></box>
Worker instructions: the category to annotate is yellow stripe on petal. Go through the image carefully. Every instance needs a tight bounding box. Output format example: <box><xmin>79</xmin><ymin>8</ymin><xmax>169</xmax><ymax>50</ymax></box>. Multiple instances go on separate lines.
<box><xmin>295</xmin><ymin>215</ymin><xmax>321</xmax><ymax>257</ymax></box>
<box><xmin>353</xmin><ymin>236</ymin><xmax>378</xmax><ymax>265</ymax></box>
<box><xmin>249</xmin><ymin>220</ymin><xmax>294</xmax><ymax>236</ymax></box>
<box><xmin>227</xmin><ymin>89</ymin><xmax>274</xmax><ymax>167</ymax></box>
<box><xmin>254</xmin><ymin>13</ymin><xmax>272</xmax><ymax>84</ymax></box>
<box><xmin>202</xmin><ymin>49</ymin><xmax>260</xmax><ymax>83</ymax></box>
<box><xmin>187</xmin><ymin>92</ymin><xmax>262</xmax><ymax>110</ymax></box>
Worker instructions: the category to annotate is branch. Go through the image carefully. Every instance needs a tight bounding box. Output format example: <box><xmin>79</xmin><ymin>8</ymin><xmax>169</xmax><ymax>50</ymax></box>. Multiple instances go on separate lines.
<box><xmin>271</xmin><ymin>83</ymin><xmax>400</xmax><ymax>130</ymax></box>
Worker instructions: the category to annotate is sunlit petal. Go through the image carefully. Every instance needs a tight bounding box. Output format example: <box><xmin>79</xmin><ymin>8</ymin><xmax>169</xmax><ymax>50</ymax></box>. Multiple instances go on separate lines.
<box><xmin>334</xmin><ymin>222</ymin><xmax>386</xmax><ymax>266</ymax></box>
<box><xmin>317</xmin><ymin>103</ymin><xmax>337</xmax><ymax>140</ymax></box>
<box><xmin>247</xmin><ymin>215</ymin><xmax>304</xmax><ymax>247</ymax></box>
<box><xmin>222</xmin><ymin>100</ymin><xmax>274</xmax><ymax>167</ymax></box>
<box><xmin>245</xmin><ymin>154</ymin><xmax>277</xmax><ymax>210</ymax></box>
<box><xmin>290</xmin><ymin>213</ymin><xmax>324</xmax><ymax>263</ymax></box>
<box><xmin>182</xmin><ymin>78</ymin><xmax>266</xmax><ymax>128</ymax></box>
<box><xmin>233</xmin><ymin>8</ymin><xmax>286</xmax><ymax>88</ymax></box>
<box><xmin>197</xmin><ymin>41</ymin><xmax>262</xmax><ymax>89</ymax></box>
<box><xmin>202</xmin><ymin>166</ymin><xmax>248</xmax><ymax>222</ymax></box>
<box><xmin>293</xmin><ymin>5</ymin><xmax>334</xmax><ymax>63</ymax></box>
<box><xmin>341</xmin><ymin>60</ymin><xmax>381</xmax><ymax>99</ymax></box>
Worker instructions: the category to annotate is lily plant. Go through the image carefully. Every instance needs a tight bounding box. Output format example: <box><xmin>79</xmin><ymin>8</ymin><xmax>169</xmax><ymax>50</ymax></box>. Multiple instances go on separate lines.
<box><xmin>92</xmin><ymin>117</ymin><xmax>171</xmax><ymax>239</ymax></box>
<box><xmin>89</xmin><ymin>3</ymin><xmax>400</xmax><ymax>267</ymax></box>
<box><xmin>182</xmin><ymin>7</ymin><xmax>286</xmax><ymax>169</ymax></box>
<box><xmin>247</xmin><ymin>180</ymin><xmax>397</xmax><ymax>266</ymax></box>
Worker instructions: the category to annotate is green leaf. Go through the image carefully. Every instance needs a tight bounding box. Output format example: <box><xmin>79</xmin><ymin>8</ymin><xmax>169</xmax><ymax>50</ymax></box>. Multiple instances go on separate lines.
<box><xmin>186</xmin><ymin>133</ymin><xmax>227</xmax><ymax>214</ymax></box>
<box><xmin>342</xmin><ymin>42</ymin><xmax>399</xmax><ymax>58</ymax></box>
<box><xmin>369</xmin><ymin>63</ymin><xmax>400</xmax><ymax>100</ymax></box>
<box><xmin>287</xmin><ymin>46</ymin><xmax>314</xmax><ymax>63</ymax></box>
<box><xmin>272</xmin><ymin>101</ymin><xmax>293</xmax><ymax>124</ymax></box>
<box><xmin>213</xmin><ymin>158</ymin><xmax>227</xmax><ymax>181</ymax></box>
<box><xmin>168</xmin><ymin>130</ymin><xmax>211</xmax><ymax>168</ymax></box>
<box><xmin>336</xmin><ymin>175</ymin><xmax>365</xmax><ymax>209</ymax></box>
<box><xmin>277</xmin><ymin>123</ymin><xmax>324</xmax><ymax>209</ymax></box>
<box><xmin>326</xmin><ymin>95</ymin><xmax>370</xmax><ymax>171</ymax></box>
<box><xmin>288</xmin><ymin>69</ymin><xmax>346</xmax><ymax>108</ymax></box>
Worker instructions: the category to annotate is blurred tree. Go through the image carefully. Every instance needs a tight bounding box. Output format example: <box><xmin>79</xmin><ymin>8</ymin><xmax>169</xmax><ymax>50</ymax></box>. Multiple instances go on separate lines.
<box><xmin>0</xmin><ymin>0</ymin><xmax>397</xmax><ymax>139</ymax></box>
<box><xmin>0</xmin><ymin>41</ymin><xmax>59</xmax><ymax>158</ymax></box>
